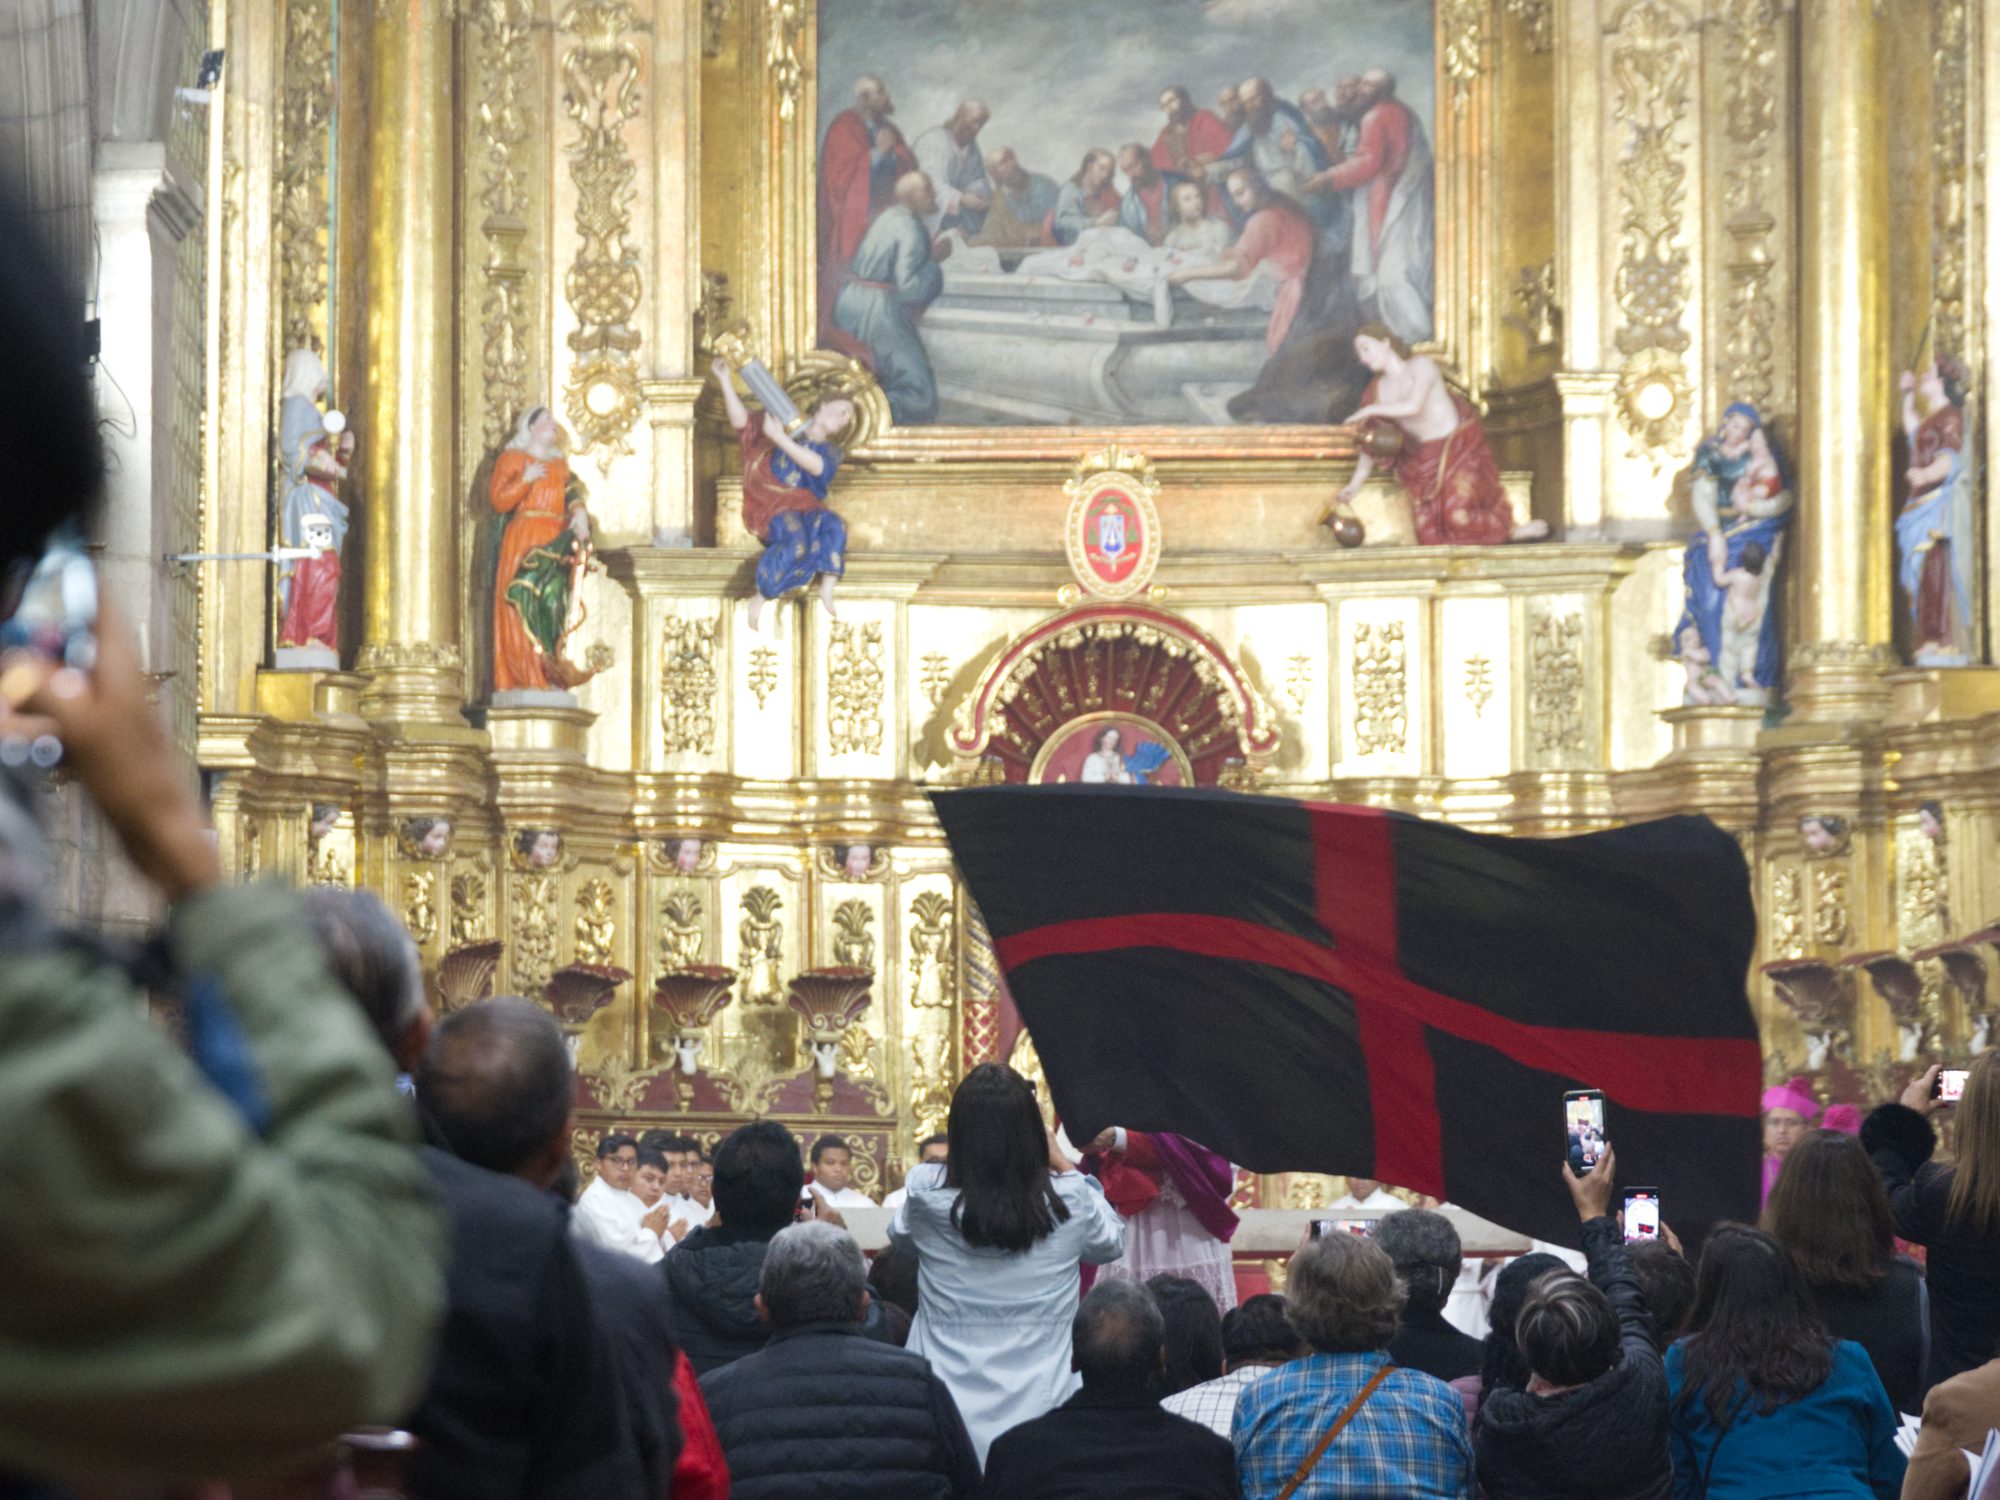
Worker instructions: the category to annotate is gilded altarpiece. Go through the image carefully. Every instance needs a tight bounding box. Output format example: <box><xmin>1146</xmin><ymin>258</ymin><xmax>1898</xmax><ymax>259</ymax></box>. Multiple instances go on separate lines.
<box><xmin>191</xmin><ymin>0</ymin><xmax>2000</xmax><ymax>1204</ymax></box>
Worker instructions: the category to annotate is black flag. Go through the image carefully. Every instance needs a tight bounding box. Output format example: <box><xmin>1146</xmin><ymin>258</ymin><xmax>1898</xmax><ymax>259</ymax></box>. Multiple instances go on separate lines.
<box><xmin>931</xmin><ymin>785</ymin><xmax>1762</xmax><ymax>1248</ymax></box>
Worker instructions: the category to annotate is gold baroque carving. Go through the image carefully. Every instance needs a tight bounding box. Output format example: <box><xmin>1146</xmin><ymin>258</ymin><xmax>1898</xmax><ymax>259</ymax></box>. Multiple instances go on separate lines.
<box><xmin>1609</xmin><ymin>0</ymin><xmax>1696</xmax><ymax>466</ymax></box>
<box><xmin>1529</xmin><ymin>613</ymin><xmax>1586</xmax><ymax>755</ymax></box>
<box><xmin>404</xmin><ymin>869</ymin><xmax>439</xmax><ymax>946</ymax></box>
<box><xmin>920</xmin><ymin>652</ymin><xmax>953</xmax><ymax>708</ymax></box>
<box><xmin>277</xmin><ymin>0</ymin><xmax>333</xmax><ymax>357</ymax></box>
<box><xmin>1507</xmin><ymin>261</ymin><xmax>1561</xmax><ymax>355</ymax></box>
<box><xmin>908</xmin><ymin>891</ymin><xmax>955</xmax><ymax>1010</ymax></box>
<box><xmin>560</xmin><ymin>0</ymin><xmax>645</xmax><ymax>454</ymax></box>
<box><xmin>1716</xmin><ymin>0</ymin><xmax>1781</xmax><ymax>410</ymax></box>
<box><xmin>1351</xmin><ymin>623</ymin><xmax>1408</xmax><ymax>756</ymax></box>
<box><xmin>450</xmin><ymin>870</ymin><xmax>490</xmax><ymax>946</ymax></box>
<box><xmin>660</xmin><ymin>888</ymin><xmax>706</xmax><ymax>968</ymax></box>
<box><xmin>476</xmin><ymin>0</ymin><xmax>537</xmax><ymax>448</ymax></box>
<box><xmin>747</xmin><ymin>645</ymin><xmax>780</xmax><ymax>711</ymax></box>
<box><xmin>1284</xmin><ymin>654</ymin><xmax>1312</xmax><ymax>713</ymax></box>
<box><xmin>827</xmin><ymin>621</ymin><xmax>886</xmax><ymax>756</ymax></box>
<box><xmin>661</xmin><ymin>616</ymin><xmax>719</xmax><ymax>755</ymax></box>
<box><xmin>702</xmin><ymin>0</ymin><xmax>732</xmax><ymax>57</ymax></box>
<box><xmin>511</xmin><ymin>872</ymin><xmax>560</xmax><ymax>994</ymax></box>
<box><xmin>1933</xmin><ymin>0</ymin><xmax>1972</xmax><ymax>359</ymax></box>
<box><xmin>1502</xmin><ymin>0</ymin><xmax>1553</xmax><ymax>51</ymax></box>
<box><xmin>1464</xmin><ymin>655</ymin><xmax>1495</xmax><ymax>717</ymax></box>
<box><xmin>738</xmin><ymin>886</ymin><xmax>786</xmax><ymax>1003</ymax></box>
<box><xmin>1771</xmin><ymin>865</ymin><xmax>1805</xmax><ymax>959</ymax></box>
<box><xmin>1440</xmin><ymin>0</ymin><xmax>1488</xmax><ymax>102</ymax></box>
<box><xmin>832</xmin><ymin>899</ymin><xmax>876</xmax><ymax>969</ymax></box>
<box><xmin>766</xmin><ymin>0</ymin><xmax>807</xmax><ymax>120</ymax></box>
<box><xmin>575</xmin><ymin>877</ymin><xmax>617</xmax><ymax>966</ymax></box>
<box><xmin>1810</xmin><ymin>864</ymin><xmax>1850</xmax><ymax>950</ymax></box>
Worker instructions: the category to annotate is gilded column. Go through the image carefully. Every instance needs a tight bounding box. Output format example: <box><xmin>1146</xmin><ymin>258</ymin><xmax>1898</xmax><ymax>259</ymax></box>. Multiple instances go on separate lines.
<box><xmin>1789</xmin><ymin>0</ymin><xmax>1894</xmax><ymax>722</ymax></box>
<box><xmin>359</xmin><ymin>0</ymin><xmax>462</xmax><ymax>724</ymax></box>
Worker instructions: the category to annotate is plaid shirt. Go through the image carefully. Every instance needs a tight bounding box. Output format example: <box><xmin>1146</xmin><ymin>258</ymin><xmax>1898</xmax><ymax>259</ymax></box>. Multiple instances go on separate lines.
<box><xmin>1162</xmin><ymin>1364</ymin><xmax>1277</xmax><ymax>1437</ymax></box>
<box><xmin>1232</xmin><ymin>1351</ymin><xmax>1475</xmax><ymax>1500</ymax></box>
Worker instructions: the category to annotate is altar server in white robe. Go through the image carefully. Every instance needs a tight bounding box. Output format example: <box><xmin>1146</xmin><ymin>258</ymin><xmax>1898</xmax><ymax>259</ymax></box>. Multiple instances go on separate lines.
<box><xmin>891</xmin><ymin>1063</ymin><xmax>1126</xmax><ymax>1464</ymax></box>
<box><xmin>912</xmin><ymin>101</ymin><xmax>992</xmax><ymax>237</ymax></box>
<box><xmin>832</xmin><ymin>172</ymin><xmax>945</xmax><ymax>424</ymax></box>
<box><xmin>573</xmin><ymin>1133</ymin><xmax>669</xmax><ymax>1263</ymax></box>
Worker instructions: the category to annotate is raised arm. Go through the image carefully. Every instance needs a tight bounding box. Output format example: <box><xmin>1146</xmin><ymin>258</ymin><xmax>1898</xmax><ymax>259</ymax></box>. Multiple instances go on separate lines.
<box><xmin>711</xmin><ymin>356</ymin><xmax>752</xmax><ymax>433</ymax></box>
<box><xmin>762</xmin><ymin>415</ymin><xmax>827</xmax><ymax>478</ymax></box>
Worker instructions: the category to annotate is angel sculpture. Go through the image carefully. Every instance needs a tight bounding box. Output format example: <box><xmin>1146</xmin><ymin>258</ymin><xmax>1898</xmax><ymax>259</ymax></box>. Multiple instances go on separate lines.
<box><xmin>1760</xmin><ymin>958</ymin><xmax>1848</xmax><ymax>1072</ymax></box>
<box><xmin>1079</xmin><ymin>725</ymin><xmax>1173</xmax><ymax>785</ymax></box>
<box><xmin>1842</xmin><ymin>951</ymin><xmax>1927</xmax><ymax>1063</ymax></box>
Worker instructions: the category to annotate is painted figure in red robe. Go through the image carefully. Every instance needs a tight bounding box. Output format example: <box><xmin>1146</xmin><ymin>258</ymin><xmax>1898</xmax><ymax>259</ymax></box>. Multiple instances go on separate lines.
<box><xmin>817</xmin><ymin>74</ymin><xmax>916</xmax><ymax>341</ymax></box>
<box><xmin>1333</xmin><ymin>324</ymin><xmax>1549</xmax><ymax>546</ymax></box>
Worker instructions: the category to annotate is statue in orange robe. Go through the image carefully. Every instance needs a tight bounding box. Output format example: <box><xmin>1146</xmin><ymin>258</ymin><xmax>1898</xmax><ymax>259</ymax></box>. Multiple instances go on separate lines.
<box><xmin>490</xmin><ymin>406</ymin><xmax>589</xmax><ymax>692</ymax></box>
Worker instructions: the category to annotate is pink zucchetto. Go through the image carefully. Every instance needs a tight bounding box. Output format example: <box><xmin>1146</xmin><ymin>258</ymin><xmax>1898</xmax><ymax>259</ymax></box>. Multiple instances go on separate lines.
<box><xmin>1760</xmin><ymin>1077</ymin><xmax>1821</xmax><ymax>1120</ymax></box>
<box><xmin>1820</xmin><ymin>1103</ymin><xmax>1861</xmax><ymax>1135</ymax></box>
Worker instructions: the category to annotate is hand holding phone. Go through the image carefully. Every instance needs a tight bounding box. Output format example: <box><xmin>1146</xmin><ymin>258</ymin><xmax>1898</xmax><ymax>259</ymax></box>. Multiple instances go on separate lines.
<box><xmin>1562</xmin><ymin>1141</ymin><xmax>1618</xmax><ymax>1224</ymax></box>
<box><xmin>1622</xmin><ymin>1188</ymin><xmax>1661</xmax><ymax>1244</ymax></box>
<box><xmin>1935</xmin><ymin>1067</ymin><xmax>1970</xmax><ymax>1106</ymax></box>
<box><xmin>1564</xmin><ymin>1089</ymin><xmax>1606</xmax><ymax>1174</ymax></box>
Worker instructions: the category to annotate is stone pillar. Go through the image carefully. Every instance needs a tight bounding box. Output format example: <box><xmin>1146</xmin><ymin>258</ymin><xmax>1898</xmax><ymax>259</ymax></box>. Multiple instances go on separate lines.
<box><xmin>1789</xmin><ymin>0</ymin><xmax>1894</xmax><ymax>723</ymax></box>
<box><xmin>358</xmin><ymin>0</ymin><xmax>461</xmax><ymax>726</ymax></box>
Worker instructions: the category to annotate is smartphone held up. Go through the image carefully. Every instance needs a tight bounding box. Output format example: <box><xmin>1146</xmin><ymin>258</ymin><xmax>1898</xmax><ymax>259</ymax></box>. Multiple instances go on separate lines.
<box><xmin>1936</xmin><ymin>1067</ymin><xmax>1971</xmax><ymax>1105</ymax></box>
<box><xmin>1564</xmin><ymin>1088</ymin><xmax>1606</xmax><ymax>1175</ymax></box>
<box><xmin>1623</xmin><ymin>1188</ymin><xmax>1661</xmax><ymax>1244</ymax></box>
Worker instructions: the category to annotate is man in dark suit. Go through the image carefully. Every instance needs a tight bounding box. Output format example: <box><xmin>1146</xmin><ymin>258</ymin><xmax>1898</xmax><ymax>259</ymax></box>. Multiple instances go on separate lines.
<box><xmin>982</xmin><ymin>1280</ymin><xmax>1239</xmax><ymax>1500</ymax></box>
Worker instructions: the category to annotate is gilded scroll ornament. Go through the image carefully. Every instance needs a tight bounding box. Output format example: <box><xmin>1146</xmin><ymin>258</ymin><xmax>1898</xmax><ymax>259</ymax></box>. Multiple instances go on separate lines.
<box><xmin>827</xmin><ymin>621</ymin><xmax>886</xmax><ymax>755</ymax></box>
<box><xmin>1351</xmin><ymin>622</ymin><xmax>1408</xmax><ymax>756</ymax></box>
<box><xmin>559</xmin><ymin>0</ymin><xmax>645</xmax><ymax>455</ymax></box>
<box><xmin>738</xmin><ymin>886</ymin><xmax>786</xmax><ymax>1003</ymax></box>
<box><xmin>404</xmin><ymin>869</ymin><xmax>439</xmax><ymax>946</ymax></box>
<box><xmin>511</xmin><ymin>872</ymin><xmax>561</xmax><ymax>995</ymax></box>
<box><xmin>1507</xmin><ymin>262</ymin><xmax>1561</xmax><ymax>356</ymax></box>
<box><xmin>832</xmin><ymin>899</ymin><xmax>876</xmax><ymax>969</ymax></box>
<box><xmin>908</xmin><ymin>1030</ymin><xmax>954</xmax><ymax>1141</ymax></box>
<box><xmin>1439</xmin><ymin>0</ymin><xmax>1488</xmax><ymax>101</ymax></box>
<box><xmin>961</xmin><ymin>902</ymin><xmax>1001</xmax><ymax>1064</ymax></box>
<box><xmin>661</xmin><ymin>617</ymin><xmax>719</xmax><ymax>756</ymax></box>
<box><xmin>1717</xmin><ymin>0</ymin><xmax>1781</xmax><ymax>410</ymax></box>
<box><xmin>477</xmin><ymin>0</ymin><xmax>537</xmax><ymax>448</ymax></box>
<box><xmin>908</xmin><ymin>891</ymin><xmax>956</xmax><ymax>1010</ymax></box>
<box><xmin>277</xmin><ymin>0</ymin><xmax>333</xmax><ymax>357</ymax></box>
<box><xmin>1464</xmin><ymin>655</ymin><xmax>1495</xmax><ymax>717</ymax></box>
<box><xmin>1810</xmin><ymin>865</ymin><xmax>1850</xmax><ymax>950</ymax></box>
<box><xmin>660</xmin><ymin>889</ymin><xmax>706</xmax><ymax>968</ymax></box>
<box><xmin>450</xmin><ymin>870</ymin><xmax>490</xmax><ymax>946</ymax></box>
<box><xmin>1501</xmin><ymin>0</ymin><xmax>1554</xmax><ymax>51</ymax></box>
<box><xmin>1609</xmin><ymin>0</ymin><xmax>1696</xmax><ymax>466</ymax></box>
<box><xmin>1528</xmin><ymin>613</ymin><xmax>1586</xmax><ymax>756</ymax></box>
<box><xmin>766</xmin><ymin>0</ymin><xmax>807</xmax><ymax>121</ymax></box>
<box><xmin>574</xmin><ymin>877</ymin><xmax>617</xmax><ymax>966</ymax></box>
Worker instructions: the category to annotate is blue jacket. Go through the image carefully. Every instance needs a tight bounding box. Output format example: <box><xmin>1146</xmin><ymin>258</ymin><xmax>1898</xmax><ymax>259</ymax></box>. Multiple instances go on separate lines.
<box><xmin>1664</xmin><ymin>1338</ymin><xmax>1905</xmax><ymax>1499</ymax></box>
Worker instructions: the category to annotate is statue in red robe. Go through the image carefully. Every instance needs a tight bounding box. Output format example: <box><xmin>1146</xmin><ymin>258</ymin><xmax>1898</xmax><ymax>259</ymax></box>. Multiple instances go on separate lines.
<box><xmin>277</xmin><ymin>515</ymin><xmax>340</xmax><ymax>652</ymax></box>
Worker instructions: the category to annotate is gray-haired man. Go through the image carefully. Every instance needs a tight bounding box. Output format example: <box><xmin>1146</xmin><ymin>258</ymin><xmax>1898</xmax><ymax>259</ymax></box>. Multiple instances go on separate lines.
<box><xmin>698</xmin><ymin>1220</ymin><xmax>979</xmax><ymax>1498</ymax></box>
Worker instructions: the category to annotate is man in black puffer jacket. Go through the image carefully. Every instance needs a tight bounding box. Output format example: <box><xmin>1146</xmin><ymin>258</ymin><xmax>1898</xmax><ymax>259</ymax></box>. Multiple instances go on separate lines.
<box><xmin>698</xmin><ymin>1220</ymin><xmax>980</xmax><ymax>1499</ymax></box>
<box><xmin>663</xmin><ymin>1119</ymin><xmax>800</xmax><ymax>1373</ymax></box>
<box><xmin>1474</xmin><ymin>1146</ymin><xmax>1672</xmax><ymax>1500</ymax></box>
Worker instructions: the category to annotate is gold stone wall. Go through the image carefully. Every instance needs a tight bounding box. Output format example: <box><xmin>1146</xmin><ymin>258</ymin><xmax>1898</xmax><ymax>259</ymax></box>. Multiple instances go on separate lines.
<box><xmin>192</xmin><ymin>0</ymin><xmax>2000</xmax><ymax>1196</ymax></box>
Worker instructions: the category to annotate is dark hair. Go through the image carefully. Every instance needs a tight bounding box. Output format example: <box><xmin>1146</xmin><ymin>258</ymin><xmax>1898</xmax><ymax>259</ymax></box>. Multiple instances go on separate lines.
<box><xmin>1677</xmin><ymin>1225</ymin><xmax>1834</xmax><ymax>1427</ymax></box>
<box><xmin>0</xmin><ymin>191</ymin><xmax>101</xmax><ymax>575</ymax></box>
<box><xmin>811</xmin><ymin>1134</ymin><xmax>851</xmax><ymax>1165</ymax></box>
<box><xmin>1627</xmin><ymin>1240</ymin><xmax>1696</xmax><ymax>1348</ymax></box>
<box><xmin>416</xmin><ymin>998</ymin><xmax>573</xmax><ymax>1176</ymax></box>
<box><xmin>638</xmin><ymin>1129</ymin><xmax>699</xmax><ymax>1156</ymax></box>
<box><xmin>299</xmin><ymin>887</ymin><xmax>426</xmax><ymax>1057</ymax></box>
<box><xmin>1740</xmin><ymin>542</ymin><xmax>1767</xmax><ymax>574</ymax></box>
<box><xmin>1071</xmin><ymin>148</ymin><xmax>1114</xmax><ymax>186</ymax></box>
<box><xmin>1146</xmin><ymin>1275</ymin><xmax>1225</xmax><ymax>1395</ymax></box>
<box><xmin>944</xmin><ymin>1063</ymin><xmax>1071</xmax><ymax>1251</ymax></box>
<box><xmin>917</xmin><ymin>1133</ymin><xmax>949</xmax><ymax>1155</ymax></box>
<box><xmin>1517</xmin><ymin>1271</ymin><xmax>1619</xmax><ymax>1388</ymax></box>
<box><xmin>868</xmin><ymin>1240</ymin><xmax>921</xmax><ymax>1318</ymax></box>
<box><xmin>596</xmin><ymin>1133</ymin><xmax>638</xmax><ymax>1160</ymax></box>
<box><xmin>635</xmin><ymin>1147</ymin><xmax>669</xmax><ymax>1174</ymax></box>
<box><xmin>1073</xmin><ymin>1280</ymin><xmax>1164</xmax><ymax>1393</ymax></box>
<box><xmin>1764</xmin><ymin>1130</ymin><xmax>1893</xmax><ymax>1292</ymax></box>
<box><xmin>552</xmin><ymin>1156</ymin><xmax>582</xmax><ymax>1205</ymax></box>
<box><xmin>1375</xmin><ymin>1208</ymin><xmax>1462</xmax><ymax>1315</ymax></box>
<box><xmin>1222</xmin><ymin>1293</ymin><xmax>1305</xmax><ymax>1367</ymax></box>
<box><xmin>1477</xmin><ymin>1252</ymin><xmax>1571</xmax><ymax>1406</ymax></box>
<box><xmin>713</xmin><ymin>1120</ymin><xmax>808</xmax><ymax>1234</ymax></box>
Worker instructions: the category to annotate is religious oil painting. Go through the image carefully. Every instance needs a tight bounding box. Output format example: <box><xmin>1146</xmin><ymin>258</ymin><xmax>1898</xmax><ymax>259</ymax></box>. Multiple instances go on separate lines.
<box><xmin>815</xmin><ymin>0</ymin><xmax>1437</xmax><ymax>427</ymax></box>
<box><xmin>1031</xmin><ymin>716</ymin><xmax>1191</xmax><ymax>786</ymax></box>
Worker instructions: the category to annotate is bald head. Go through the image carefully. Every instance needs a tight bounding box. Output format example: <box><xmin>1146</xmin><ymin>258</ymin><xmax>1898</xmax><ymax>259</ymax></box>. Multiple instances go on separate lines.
<box><xmin>854</xmin><ymin>75</ymin><xmax>891</xmax><ymax>113</ymax></box>
<box><xmin>416</xmin><ymin>997</ymin><xmax>573</xmax><ymax>1184</ymax></box>
<box><xmin>1360</xmin><ymin>68</ymin><xmax>1396</xmax><ymax>104</ymax></box>
<box><xmin>895</xmin><ymin>170</ymin><xmax>938</xmax><ymax>216</ymax></box>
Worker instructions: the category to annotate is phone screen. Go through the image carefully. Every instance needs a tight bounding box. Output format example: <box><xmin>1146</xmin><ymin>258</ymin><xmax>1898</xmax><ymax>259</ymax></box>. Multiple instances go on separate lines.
<box><xmin>1937</xmin><ymin>1069</ymin><xmax>1970</xmax><ymax>1104</ymax></box>
<box><xmin>1310</xmin><ymin>1219</ymin><xmax>1374</xmax><ymax>1240</ymax></box>
<box><xmin>1</xmin><ymin>529</ymin><xmax>97</xmax><ymax>676</ymax></box>
<box><xmin>1565</xmin><ymin>1089</ymin><xmax>1606</xmax><ymax>1172</ymax></box>
<box><xmin>1623</xmin><ymin>1189</ymin><xmax>1661</xmax><ymax>1243</ymax></box>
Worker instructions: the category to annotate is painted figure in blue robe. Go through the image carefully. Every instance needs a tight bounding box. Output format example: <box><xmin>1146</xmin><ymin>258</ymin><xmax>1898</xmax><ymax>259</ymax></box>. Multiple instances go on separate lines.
<box><xmin>830</xmin><ymin>172</ymin><xmax>944</xmax><ymax>425</ymax></box>
<box><xmin>712</xmin><ymin>355</ymin><xmax>856</xmax><ymax>633</ymax></box>
<box><xmin>1896</xmin><ymin>357</ymin><xmax>1977</xmax><ymax>665</ymax></box>
<box><xmin>1672</xmin><ymin>403</ymin><xmax>1794</xmax><ymax>707</ymax></box>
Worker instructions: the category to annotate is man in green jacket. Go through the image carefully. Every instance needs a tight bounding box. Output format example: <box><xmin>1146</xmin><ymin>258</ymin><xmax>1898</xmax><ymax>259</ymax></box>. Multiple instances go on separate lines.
<box><xmin>0</xmin><ymin>193</ymin><xmax>446</xmax><ymax>1488</ymax></box>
